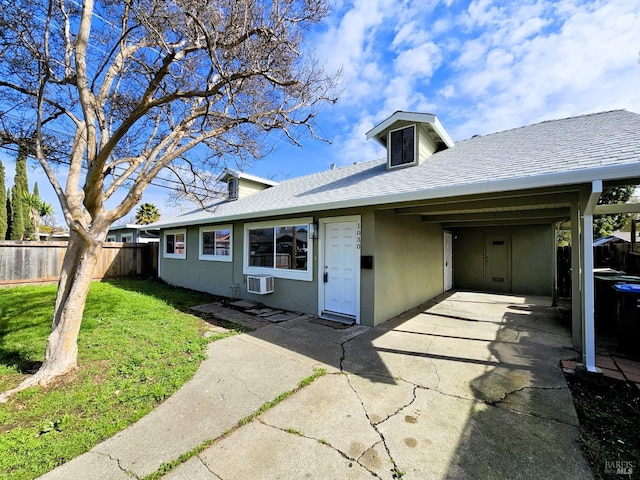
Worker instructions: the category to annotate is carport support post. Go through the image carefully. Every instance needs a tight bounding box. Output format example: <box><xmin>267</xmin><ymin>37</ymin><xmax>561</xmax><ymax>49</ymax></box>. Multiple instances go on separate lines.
<box><xmin>571</xmin><ymin>200</ymin><xmax>582</xmax><ymax>350</ymax></box>
<box><xmin>581</xmin><ymin>180</ymin><xmax>602</xmax><ymax>373</ymax></box>
<box><xmin>552</xmin><ymin>224</ymin><xmax>558</xmax><ymax>307</ymax></box>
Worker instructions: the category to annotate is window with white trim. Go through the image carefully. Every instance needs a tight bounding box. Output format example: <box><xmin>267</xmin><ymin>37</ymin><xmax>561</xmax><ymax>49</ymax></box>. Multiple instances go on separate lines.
<box><xmin>164</xmin><ymin>229</ymin><xmax>186</xmax><ymax>259</ymax></box>
<box><xmin>105</xmin><ymin>234</ymin><xmax>116</xmax><ymax>242</ymax></box>
<box><xmin>121</xmin><ymin>233</ymin><xmax>134</xmax><ymax>243</ymax></box>
<box><xmin>199</xmin><ymin>225</ymin><xmax>232</xmax><ymax>262</ymax></box>
<box><xmin>389</xmin><ymin>124</ymin><xmax>416</xmax><ymax>168</ymax></box>
<box><xmin>228</xmin><ymin>178</ymin><xmax>238</xmax><ymax>200</ymax></box>
<box><xmin>244</xmin><ymin>218</ymin><xmax>312</xmax><ymax>281</ymax></box>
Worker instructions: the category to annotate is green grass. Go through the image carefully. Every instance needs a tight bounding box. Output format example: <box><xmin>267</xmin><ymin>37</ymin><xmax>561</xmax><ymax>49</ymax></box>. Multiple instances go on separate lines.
<box><xmin>0</xmin><ymin>279</ymin><xmax>234</xmax><ymax>480</ymax></box>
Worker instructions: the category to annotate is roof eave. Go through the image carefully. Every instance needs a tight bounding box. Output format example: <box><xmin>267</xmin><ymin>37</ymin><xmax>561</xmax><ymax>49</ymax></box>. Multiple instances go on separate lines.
<box><xmin>365</xmin><ymin>111</ymin><xmax>454</xmax><ymax>148</ymax></box>
<box><xmin>154</xmin><ymin>162</ymin><xmax>640</xmax><ymax>230</ymax></box>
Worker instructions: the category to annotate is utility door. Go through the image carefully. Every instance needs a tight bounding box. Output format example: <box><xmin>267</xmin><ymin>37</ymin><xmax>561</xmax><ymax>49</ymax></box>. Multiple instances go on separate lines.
<box><xmin>320</xmin><ymin>218</ymin><xmax>360</xmax><ymax>323</ymax></box>
<box><xmin>484</xmin><ymin>235</ymin><xmax>512</xmax><ymax>293</ymax></box>
<box><xmin>444</xmin><ymin>230</ymin><xmax>453</xmax><ymax>291</ymax></box>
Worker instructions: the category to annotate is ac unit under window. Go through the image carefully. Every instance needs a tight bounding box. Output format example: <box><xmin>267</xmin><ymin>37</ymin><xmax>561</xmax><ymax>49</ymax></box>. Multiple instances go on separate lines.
<box><xmin>247</xmin><ymin>275</ymin><xmax>275</xmax><ymax>295</ymax></box>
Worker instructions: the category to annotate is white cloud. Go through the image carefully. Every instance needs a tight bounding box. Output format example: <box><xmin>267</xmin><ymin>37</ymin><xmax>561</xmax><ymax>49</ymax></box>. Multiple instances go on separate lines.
<box><xmin>443</xmin><ymin>0</ymin><xmax>640</xmax><ymax>139</ymax></box>
<box><xmin>394</xmin><ymin>42</ymin><xmax>443</xmax><ymax>78</ymax></box>
<box><xmin>290</xmin><ymin>0</ymin><xmax>640</xmax><ymax>170</ymax></box>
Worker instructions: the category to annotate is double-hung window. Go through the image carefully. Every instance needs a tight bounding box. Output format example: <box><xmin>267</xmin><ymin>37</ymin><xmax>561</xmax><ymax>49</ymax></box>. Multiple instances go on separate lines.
<box><xmin>199</xmin><ymin>225</ymin><xmax>232</xmax><ymax>262</ymax></box>
<box><xmin>164</xmin><ymin>229</ymin><xmax>186</xmax><ymax>259</ymax></box>
<box><xmin>244</xmin><ymin>218</ymin><xmax>312</xmax><ymax>281</ymax></box>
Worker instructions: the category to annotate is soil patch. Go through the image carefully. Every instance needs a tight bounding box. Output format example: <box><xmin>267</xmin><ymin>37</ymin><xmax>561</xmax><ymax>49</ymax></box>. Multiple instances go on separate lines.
<box><xmin>566</xmin><ymin>373</ymin><xmax>640</xmax><ymax>479</ymax></box>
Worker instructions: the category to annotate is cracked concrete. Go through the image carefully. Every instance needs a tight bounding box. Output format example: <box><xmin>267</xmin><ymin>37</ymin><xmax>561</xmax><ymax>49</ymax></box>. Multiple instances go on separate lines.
<box><xmin>41</xmin><ymin>291</ymin><xmax>591</xmax><ymax>480</ymax></box>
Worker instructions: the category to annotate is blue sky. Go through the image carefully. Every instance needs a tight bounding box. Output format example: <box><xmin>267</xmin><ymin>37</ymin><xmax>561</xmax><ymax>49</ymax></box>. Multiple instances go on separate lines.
<box><xmin>2</xmin><ymin>0</ymin><xmax>640</xmax><ymax>225</ymax></box>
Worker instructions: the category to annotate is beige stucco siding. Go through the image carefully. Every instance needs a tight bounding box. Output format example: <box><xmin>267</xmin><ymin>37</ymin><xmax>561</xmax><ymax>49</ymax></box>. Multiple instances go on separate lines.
<box><xmin>453</xmin><ymin>225</ymin><xmax>553</xmax><ymax>296</ymax></box>
<box><xmin>372</xmin><ymin>211</ymin><xmax>444</xmax><ymax>325</ymax></box>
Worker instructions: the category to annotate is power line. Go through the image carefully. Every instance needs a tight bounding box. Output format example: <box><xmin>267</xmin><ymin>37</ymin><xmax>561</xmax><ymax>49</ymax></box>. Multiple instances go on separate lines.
<box><xmin>0</xmin><ymin>142</ymin><xmax>226</xmax><ymax>202</ymax></box>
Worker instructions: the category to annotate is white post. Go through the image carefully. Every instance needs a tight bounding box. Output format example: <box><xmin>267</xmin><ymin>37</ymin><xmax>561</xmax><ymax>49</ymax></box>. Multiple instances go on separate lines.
<box><xmin>582</xmin><ymin>212</ymin><xmax>597</xmax><ymax>372</ymax></box>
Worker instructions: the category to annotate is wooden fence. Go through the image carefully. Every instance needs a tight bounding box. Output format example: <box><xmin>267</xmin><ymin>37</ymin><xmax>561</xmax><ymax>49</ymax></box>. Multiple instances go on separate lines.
<box><xmin>0</xmin><ymin>241</ymin><xmax>158</xmax><ymax>287</ymax></box>
<box><xmin>557</xmin><ymin>242</ymin><xmax>640</xmax><ymax>298</ymax></box>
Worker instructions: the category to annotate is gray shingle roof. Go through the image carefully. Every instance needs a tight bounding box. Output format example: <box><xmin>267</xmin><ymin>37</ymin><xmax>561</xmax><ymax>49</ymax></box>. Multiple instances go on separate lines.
<box><xmin>156</xmin><ymin>110</ymin><xmax>640</xmax><ymax>228</ymax></box>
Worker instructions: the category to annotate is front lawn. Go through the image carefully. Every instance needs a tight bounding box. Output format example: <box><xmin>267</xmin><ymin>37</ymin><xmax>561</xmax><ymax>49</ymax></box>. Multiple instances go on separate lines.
<box><xmin>0</xmin><ymin>279</ymin><xmax>232</xmax><ymax>480</ymax></box>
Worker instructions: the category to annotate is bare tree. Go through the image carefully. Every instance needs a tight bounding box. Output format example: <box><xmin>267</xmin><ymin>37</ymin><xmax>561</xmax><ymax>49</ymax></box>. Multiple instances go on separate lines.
<box><xmin>0</xmin><ymin>0</ymin><xmax>336</xmax><ymax>400</ymax></box>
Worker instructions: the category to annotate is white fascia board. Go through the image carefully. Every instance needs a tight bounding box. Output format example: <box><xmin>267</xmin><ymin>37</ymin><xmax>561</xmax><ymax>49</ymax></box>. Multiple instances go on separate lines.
<box><xmin>584</xmin><ymin>180</ymin><xmax>603</xmax><ymax>214</ymax></box>
<box><xmin>216</xmin><ymin>168</ymin><xmax>279</xmax><ymax>186</ymax></box>
<box><xmin>153</xmin><ymin>162</ymin><xmax>640</xmax><ymax>230</ymax></box>
<box><xmin>109</xmin><ymin>223</ymin><xmax>142</xmax><ymax>231</ymax></box>
<box><xmin>431</xmin><ymin>116</ymin><xmax>455</xmax><ymax>148</ymax></box>
<box><xmin>366</xmin><ymin>112</ymin><xmax>438</xmax><ymax>146</ymax></box>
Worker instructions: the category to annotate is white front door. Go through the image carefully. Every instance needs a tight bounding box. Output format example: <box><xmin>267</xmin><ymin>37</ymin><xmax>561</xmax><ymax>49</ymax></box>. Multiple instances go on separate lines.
<box><xmin>444</xmin><ymin>230</ymin><xmax>453</xmax><ymax>291</ymax></box>
<box><xmin>320</xmin><ymin>217</ymin><xmax>360</xmax><ymax>323</ymax></box>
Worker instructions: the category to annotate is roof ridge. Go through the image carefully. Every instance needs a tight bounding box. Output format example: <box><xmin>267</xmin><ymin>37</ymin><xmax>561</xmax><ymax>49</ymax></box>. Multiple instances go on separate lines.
<box><xmin>458</xmin><ymin>109</ymin><xmax>629</xmax><ymax>143</ymax></box>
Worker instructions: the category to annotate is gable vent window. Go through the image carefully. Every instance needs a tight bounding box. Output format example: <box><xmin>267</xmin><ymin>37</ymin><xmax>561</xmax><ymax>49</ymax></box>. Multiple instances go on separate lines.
<box><xmin>389</xmin><ymin>125</ymin><xmax>416</xmax><ymax>168</ymax></box>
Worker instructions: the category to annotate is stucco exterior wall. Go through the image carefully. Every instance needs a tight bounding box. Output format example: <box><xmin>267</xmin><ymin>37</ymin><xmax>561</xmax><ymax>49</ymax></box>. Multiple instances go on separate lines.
<box><xmin>160</xmin><ymin>209</ymin><xmax>560</xmax><ymax>328</ymax></box>
<box><xmin>453</xmin><ymin>225</ymin><xmax>553</xmax><ymax>296</ymax></box>
<box><xmin>372</xmin><ymin>211</ymin><xmax>444</xmax><ymax>325</ymax></box>
<box><xmin>159</xmin><ymin>226</ymin><xmax>236</xmax><ymax>296</ymax></box>
<box><xmin>159</xmin><ymin>222</ymin><xmax>321</xmax><ymax>314</ymax></box>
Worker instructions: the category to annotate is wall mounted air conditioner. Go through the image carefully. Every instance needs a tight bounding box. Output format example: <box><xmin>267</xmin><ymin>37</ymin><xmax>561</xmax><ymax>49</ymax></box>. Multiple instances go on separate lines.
<box><xmin>247</xmin><ymin>275</ymin><xmax>275</xmax><ymax>295</ymax></box>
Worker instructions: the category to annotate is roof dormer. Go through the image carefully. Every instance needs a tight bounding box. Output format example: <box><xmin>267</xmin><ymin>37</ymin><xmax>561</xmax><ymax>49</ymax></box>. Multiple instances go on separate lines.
<box><xmin>365</xmin><ymin>112</ymin><xmax>454</xmax><ymax>170</ymax></box>
<box><xmin>217</xmin><ymin>169</ymin><xmax>279</xmax><ymax>201</ymax></box>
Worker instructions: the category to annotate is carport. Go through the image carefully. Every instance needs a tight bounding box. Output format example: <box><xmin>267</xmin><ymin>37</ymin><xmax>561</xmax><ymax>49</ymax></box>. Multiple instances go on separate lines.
<box><xmin>382</xmin><ymin>173</ymin><xmax>640</xmax><ymax>374</ymax></box>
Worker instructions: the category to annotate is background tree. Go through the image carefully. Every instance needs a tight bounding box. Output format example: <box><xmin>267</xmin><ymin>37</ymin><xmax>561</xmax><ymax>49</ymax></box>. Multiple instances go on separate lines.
<box><xmin>24</xmin><ymin>191</ymin><xmax>54</xmax><ymax>237</ymax></box>
<box><xmin>0</xmin><ymin>160</ymin><xmax>6</xmax><ymax>239</ymax></box>
<box><xmin>135</xmin><ymin>203</ymin><xmax>160</xmax><ymax>225</ymax></box>
<box><xmin>9</xmin><ymin>186</ymin><xmax>24</xmax><ymax>240</ymax></box>
<box><xmin>5</xmin><ymin>189</ymin><xmax>11</xmax><ymax>240</ymax></box>
<box><xmin>0</xmin><ymin>0</ymin><xmax>336</xmax><ymax>399</ymax></box>
<box><xmin>594</xmin><ymin>186</ymin><xmax>635</xmax><ymax>238</ymax></box>
<box><xmin>13</xmin><ymin>146</ymin><xmax>34</xmax><ymax>240</ymax></box>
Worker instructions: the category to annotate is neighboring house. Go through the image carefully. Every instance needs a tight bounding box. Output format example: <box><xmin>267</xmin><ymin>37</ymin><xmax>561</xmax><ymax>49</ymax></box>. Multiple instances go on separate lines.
<box><xmin>594</xmin><ymin>231</ymin><xmax>639</xmax><ymax>246</ymax></box>
<box><xmin>106</xmin><ymin>224</ymin><xmax>160</xmax><ymax>243</ymax></box>
<box><xmin>152</xmin><ymin>110</ymin><xmax>640</xmax><ymax>369</ymax></box>
<box><xmin>593</xmin><ymin>235</ymin><xmax>629</xmax><ymax>247</ymax></box>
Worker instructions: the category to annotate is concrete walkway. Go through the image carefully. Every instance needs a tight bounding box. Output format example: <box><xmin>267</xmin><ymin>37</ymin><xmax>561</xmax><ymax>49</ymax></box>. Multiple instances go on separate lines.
<box><xmin>41</xmin><ymin>291</ymin><xmax>592</xmax><ymax>479</ymax></box>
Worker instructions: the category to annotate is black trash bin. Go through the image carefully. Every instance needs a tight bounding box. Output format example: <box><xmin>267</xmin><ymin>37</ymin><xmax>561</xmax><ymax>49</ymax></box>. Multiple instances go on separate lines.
<box><xmin>613</xmin><ymin>283</ymin><xmax>640</xmax><ymax>353</ymax></box>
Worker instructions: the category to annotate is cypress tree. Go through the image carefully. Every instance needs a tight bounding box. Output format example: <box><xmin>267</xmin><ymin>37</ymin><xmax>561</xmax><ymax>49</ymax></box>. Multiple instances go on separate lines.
<box><xmin>9</xmin><ymin>186</ymin><xmax>25</xmax><ymax>240</ymax></box>
<box><xmin>0</xmin><ymin>160</ymin><xmax>7</xmax><ymax>239</ymax></box>
<box><xmin>5</xmin><ymin>188</ymin><xmax>11</xmax><ymax>240</ymax></box>
<box><xmin>14</xmin><ymin>146</ymin><xmax>34</xmax><ymax>239</ymax></box>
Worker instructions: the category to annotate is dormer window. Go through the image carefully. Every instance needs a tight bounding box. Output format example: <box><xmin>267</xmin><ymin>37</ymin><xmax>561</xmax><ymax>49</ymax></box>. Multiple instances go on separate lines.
<box><xmin>389</xmin><ymin>125</ymin><xmax>416</xmax><ymax>168</ymax></box>
<box><xmin>366</xmin><ymin>112</ymin><xmax>454</xmax><ymax>170</ymax></box>
<box><xmin>228</xmin><ymin>178</ymin><xmax>238</xmax><ymax>200</ymax></box>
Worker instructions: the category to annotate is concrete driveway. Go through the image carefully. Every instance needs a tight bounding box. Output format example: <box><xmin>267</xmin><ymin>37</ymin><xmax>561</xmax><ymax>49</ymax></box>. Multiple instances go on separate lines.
<box><xmin>41</xmin><ymin>291</ymin><xmax>592</xmax><ymax>479</ymax></box>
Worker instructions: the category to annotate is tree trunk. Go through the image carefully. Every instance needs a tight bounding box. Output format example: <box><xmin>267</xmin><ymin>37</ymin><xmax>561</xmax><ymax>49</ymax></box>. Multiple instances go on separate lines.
<box><xmin>0</xmin><ymin>230</ymin><xmax>103</xmax><ymax>402</ymax></box>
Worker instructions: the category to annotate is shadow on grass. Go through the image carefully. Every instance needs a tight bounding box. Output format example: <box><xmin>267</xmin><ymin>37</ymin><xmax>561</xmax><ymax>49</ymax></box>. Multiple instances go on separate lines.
<box><xmin>101</xmin><ymin>278</ymin><xmax>254</xmax><ymax>333</ymax></box>
<box><xmin>0</xmin><ymin>286</ymin><xmax>56</xmax><ymax>374</ymax></box>
<box><xmin>0</xmin><ymin>278</ymin><xmax>231</xmax><ymax>376</ymax></box>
